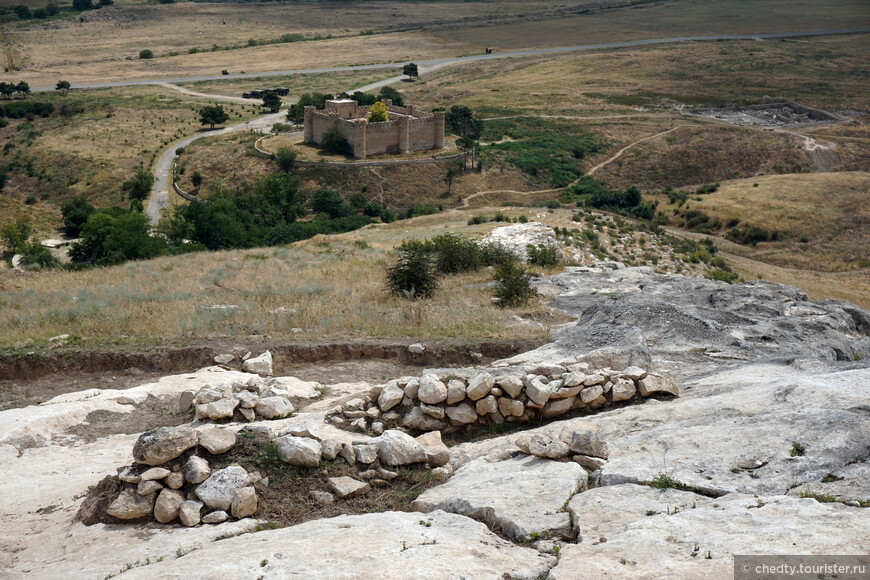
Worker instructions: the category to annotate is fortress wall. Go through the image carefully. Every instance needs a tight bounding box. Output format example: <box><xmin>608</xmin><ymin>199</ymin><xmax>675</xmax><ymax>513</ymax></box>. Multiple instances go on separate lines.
<box><xmin>408</xmin><ymin>117</ymin><xmax>438</xmax><ymax>151</ymax></box>
<box><xmin>364</xmin><ymin>120</ymin><xmax>402</xmax><ymax>156</ymax></box>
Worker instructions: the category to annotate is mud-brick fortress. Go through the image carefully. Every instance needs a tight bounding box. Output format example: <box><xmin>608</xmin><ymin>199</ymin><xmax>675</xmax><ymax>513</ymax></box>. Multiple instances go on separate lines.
<box><xmin>303</xmin><ymin>99</ymin><xmax>445</xmax><ymax>159</ymax></box>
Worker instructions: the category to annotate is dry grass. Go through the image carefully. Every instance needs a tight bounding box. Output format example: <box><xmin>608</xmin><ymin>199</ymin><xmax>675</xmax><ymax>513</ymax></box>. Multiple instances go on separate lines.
<box><xmin>0</xmin><ymin>211</ymin><xmax>555</xmax><ymax>349</ymax></box>
<box><xmin>405</xmin><ymin>35</ymin><xmax>870</xmax><ymax>113</ymax></box>
<box><xmin>175</xmin><ymin>70</ymin><xmax>390</xmax><ymax>100</ymax></box>
<box><xmin>0</xmin><ymin>84</ymin><xmax>262</xmax><ymax>232</ymax></box>
<box><xmin>653</xmin><ymin>171</ymin><xmax>870</xmax><ymax>275</ymax></box>
<box><xmin>434</xmin><ymin>0</ymin><xmax>870</xmax><ymax>49</ymax></box>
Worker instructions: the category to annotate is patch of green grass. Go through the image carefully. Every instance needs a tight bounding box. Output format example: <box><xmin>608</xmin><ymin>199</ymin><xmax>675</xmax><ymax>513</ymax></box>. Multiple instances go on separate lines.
<box><xmin>790</xmin><ymin>442</ymin><xmax>806</xmax><ymax>457</ymax></box>
<box><xmin>649</xmin><ymin>473</ymin><xmax>697</xmax><ymax>493</ymax></box>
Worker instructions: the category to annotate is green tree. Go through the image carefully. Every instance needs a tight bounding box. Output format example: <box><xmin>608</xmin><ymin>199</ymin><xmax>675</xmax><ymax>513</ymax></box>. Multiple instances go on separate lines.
<box><xmin>15</xmin><ymin>81</ymin><xmax>30</xmax><ymax>97</ymax></box>
<box><xmin>402</xmin><ymin>63</ymin><xmax>418</xmax><ymax>79</ymax></box>
<box><xmin>13</xmin><ymin>5</ymin><xmax>31</xmax><ymax>19</ymax></box>
<box><xmin>320</xmin><ymin>128</ymin><xmax>352</xmax><ymax>155</ymax></box>
<box><xmin>444</xmin><ymin>168</ymin><xmax>456</xmax><ymax>195</ymax></box>
<box><xmin>311</xmin><ymin>189</ymin><xmax>353</xmax><ymax>219</ymax></box>
<box><xmin>55</xmin><ymin>80</ymin><xmax>71</xmax><ymax>94</ymax></box>
<box><xmin>274</xmin><ymin>147</ymin><xmax>297</xmax><ymax>171</ymax></box>
<box><xmin>122</xmin><ymin>166</ymin><xmax>154</xmax><ymax>202</ymax></box>
<box><xmin>71</xmin><ymin>208</ymin><xmax>166</xmax><ymax>265</ymax></box>
<box><xmin>198</xmin><ymin>104</ymin><xmax>229</xmax><ymax>128</ymax></box>
<box><xmin>0</xmin><ymin>83</ymin><xmax>13</xmax><ymax>99</ymax></box>
<box><xmin>378</xmin><ymin>86</ymin><xmax>403</xmax><ymax>107</ymax></box>
<box><xmin>46</xmin><ymin>2</ymin><xmax>59</xmax><ymax>15</ymax></box>
<box><xmin>349</xmin><ymin>192</ymin><xmax>368</xmax><ymax>209</ymax></box>
<box><xmin>286</xmin><ymin>92</ymin><xmax>330</xmax><ymax>124</ymax></box>
<box><xmin>1</xmin><ymin>218</ymin><xmax>31</xmax><ymax>253</ymax></box>
<box><xmin>445</xmin><ymin>105</ymin><xmax>482</xmax><ymax>139</ymax></box>
<box><xmin>262</xmin><ymin>91</ymin><xmax>281</xmax><ymax>112</ymax></box>
<box><xmin>191</xmin><ymin>171</ymin><xmax>203</xmax><ymax>188</ymax></box>
<box><xmin>72</xmin><ymin>0</ymin><xmax>93</xmax><ymax>10</ymax></box>
<box><xmin>367</xmin><ymin>101</ymin><xmax>388</xmax><ymax>123</ymax></box>
<box><xmin>61</xmin><ymin>195</ymin><xmax>95</xmax><ymax>237</ymax></box>
<box><xmin>138</xmin><ymin>49</ymin><xmax>154</xmax><ymax>59</ymax></box>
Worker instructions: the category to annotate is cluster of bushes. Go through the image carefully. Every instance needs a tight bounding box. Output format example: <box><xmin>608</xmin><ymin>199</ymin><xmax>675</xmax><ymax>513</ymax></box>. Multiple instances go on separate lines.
<box><xmin>726</xmin><ymin>225</ymin><xmax>778</xmax><ymax>246</ymax></box>
<box><xmin>0</xmin><ymin>101</ymin><xmax>53</xmax><ymax>119</ymax></box>
<box><xmin>562</xmin><ymin>176</ymin><xmax>657</xmax><ymax>220</ymax></box>
<box><xmin>481</xmin><ymin>118</ymin><xmax>605</xmax><ymax>187</ymax></box>
<box><xmin>668</xmin><ymin>237</ymin><xmax>738</xmax><ymax>283</ymax></box>
<box><xmin>7</xmin><ymin>2</ymin><xmax>59</xmax><ymax>20</ymax></box>
<box><xmin>187</xmin><ymin>32</ymin><xmax>333</xmax><ymax>58</ymax></box>
<box><xmin>385</xmin><ymin>233</ymin><xmax>540</xmax><ymax>307</ymax></box>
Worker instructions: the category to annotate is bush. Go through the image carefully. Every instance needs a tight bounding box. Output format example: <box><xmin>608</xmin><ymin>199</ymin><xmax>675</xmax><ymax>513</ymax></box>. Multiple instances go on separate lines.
<box><xmin>61</xmin><ymin>195</ymin><xmax>95</xmax><ymax>237</ymax></box>
<box><xmin>274</xmin><ymin>147</ymin><xmax>296</xmax><ymax>171</ymax></box>
<box><xmin>320</xmin><ymin>128</ymin><xmax>352</xmax><ymax>155</ymax></box>
<box><xmin>138</xmin><ymin>49</ymin><xmax>154</xmax><ymax>60</ymax></box>
<box><xmin>424</xmin><ymin>233</ymin><xmax>484</xmax><ymax>274</ymax></box>
<box><xmin>386</xmin><ymin>244</ymin><xmax>438</xmax><ymax>299</ymax></box>
<box><xmin>707</xmin><ymin>268</ymin><xmax>738</xmax><ymax>283</ymax></box>
<box><xmin>526</xmin><ymin>244</ymin><xmax>562</xmax><ymax>267</ymax></box>
<box><xmin>493</xmin><ymin>261</ymin><xmax>537</xmax><ymax>307</ymax></box>
<box><xmin>19</xmin><ymin>240</ymin><xmax>60</xmax><ymax>269</ymax></box>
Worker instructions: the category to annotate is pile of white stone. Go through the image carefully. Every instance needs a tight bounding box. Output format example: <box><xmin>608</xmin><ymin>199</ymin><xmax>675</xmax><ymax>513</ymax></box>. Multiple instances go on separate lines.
<box><xmin>106</xmin><ymin>425</ymin><xmax>258</xmax><ymax>527</ymax></box>
<box><xmin>327</xmin><ymin>363</ymin><xmax>677</xmax><ymax>436</ymax></box>
<box><xmin>182</xmin><ymin>369</ymin><xmax>320</xmax><ymax>423</ymax></box>
<box><xmin>274</xmin><ymin>425</ymin><xmax>451</xmax><ymax>502</ymax></box>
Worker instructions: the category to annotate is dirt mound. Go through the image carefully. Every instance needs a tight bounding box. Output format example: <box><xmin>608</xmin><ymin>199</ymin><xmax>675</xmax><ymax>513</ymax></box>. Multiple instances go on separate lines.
<box><xmin>76</xmin><ymin>475</ymin><xmax>121</xmax><ymax>526</ymax></box>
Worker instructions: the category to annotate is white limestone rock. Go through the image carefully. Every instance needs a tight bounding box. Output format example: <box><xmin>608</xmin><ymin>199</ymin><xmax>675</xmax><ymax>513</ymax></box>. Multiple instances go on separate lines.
<box><xmin>354</xmin><ymin>443</ymin><xmax>379</xmax><ymax>465</ymax></box>
<box><xmin>637</xmin><ymin>374</ymin><xmax>679</xmax><ymax>397</ymax></box>
<box><xmin>184</xmin><ymin>456</ymin><xmax>211</xmax><ymax>484</ymax></box>
<box><xmin>235</xmin><ymin>390</ymin><xmax>259</xmax><ymax>409</ymax></box>
<box><xmin>275</xmin><ymin>435</ymin><xmax>322</xmax><ymax>467</ymax></box>
<box><xmin>414</xmin><ymin>431</ymin><xmax>450</xmax><ymax>467</ymax></box>
<box><xmin>445</xmin><ymin>403</ymin><xmax>478</xmax><ymax>425</ymax></box>
<box><xmin>466</xmin><ymin>371</ymin><xmax>495</xmax><ymax>401</ymax></box>
<box><xmin>241</xmin><ymin>351</ymin><xmax>273</xmax><ymax>376</ymax></box>
<box><xmin>475</xmin><ymin>395</ymin><xmax>498</xmax><ymax>416</ymax></box>
<box><xmin>328</xmin><ymin>476</ymin><xmax>369</xmax><ymax>498</ymax></box>
<box><xmin>197</xmin><ymin>398</ymin><xmax>239</xmax><ymax>420</ymax></box>
<box><xmin>255</xmin><ymin>396</ymin><xmax>295</xmax><ymax>419</ymax></box>
<box><xmin>230</xmin><ymin>486</ymin><xmax>258</xmax><ymax>519</ymax></box>
<box><xmin>418</xmin><ymin>374</ymin><xmax>448</xmax><ymax>405</ymax></box>
<box><xmin>377</xmin><ymin>385</ymin><xmax>404</xmax><ymax>412</ymax></box>
<box><xmin>498</xmin><ymin>397</ymin><xmax>525</xmax><ymax>417</ymax></box>
<box><xmin>107</xmin><ymin>488</ymin><xmax>156</xmax><ymax>520</ymax></box>
<box><xmin>201</xmin><ymin>510</ymin><xmax>228</xmax><ymax>524</ymax></box>
<box><xmin>132</xmin><ymin>425</ymin><xmax>198</xmax><ymax>466</ymax></box>
<box><xmin>113</xmin><ymin>511</ymin><xmax>553</xmax><ymax>579</ymax></box>
<box><xmin>446</xmin><ymin>379</ymin><xmax>467</xmax><ymax>405</ymax></box>
<box><xmin>610</xmin><ymin>377</ymin><xmax>637</xmax><ymax>402</ymax></box>
<box><xmin>139</xmin><ymin>467</ymin><xmax>171</xmax><ymax>482</ymax></box>
<box><xmin>179</xmin><ymin>500</ymin><xmax>203</xmax><ymax>527</ymax></box>
<box><xmin>496</xmin><ymin>375</ymin><xmax>524</xmax><ymax>399</ymax></box>
<box><xmin>516</xmin><ymin>433</ymin><xmax>571</xmax><ymax>459</ymax></box>
<box><xmin>197</xmin><ymin>427</ymin><xmax>236</xmax><ymax>455</ymax></box>
<box><xmin>413</xmin><ymin>455</ymin><xmax>586</xmax><ymax>541</ymax></box>
<box><xmin>195</xmin><ymin>466</ymin><xmax>251</xmax><ymax>511</ymax></box>
<box><xmin>377</xmin><ymin>430</ymin><xmax>427</xmax><ymax>466</ymax></box>
<box><xmin>402</xmin><ymin>406</ymin><xmax>447</xmax><ymax>432</ymax></box>
<box><xmin>154</xmin><ymin>488</ymin><xmax>185</xmax><ymax>524</ymax></box>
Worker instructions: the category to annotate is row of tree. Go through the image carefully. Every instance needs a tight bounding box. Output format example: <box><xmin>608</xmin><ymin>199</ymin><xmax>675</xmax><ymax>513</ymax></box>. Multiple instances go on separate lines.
<box><xmin>0</xmin><ymin>82</ymin><xmax>30</xmax><ymax>99</ymax></box>
<box><xmin>10</xmin><ymin>0</ymin><xmax>110</xmax><ymax>20</ymax></box>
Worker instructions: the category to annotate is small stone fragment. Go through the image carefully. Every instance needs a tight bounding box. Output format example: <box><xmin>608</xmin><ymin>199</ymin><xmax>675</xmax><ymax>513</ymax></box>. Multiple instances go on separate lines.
<box><xmin>140</xmin><ymin>467</ymin><xmax>171</xmax><ymax>481</ymax></box>
<box><xmin>637</xmin><ymin>374</ymin><xmax>679</xmax><ymax>397</ymax></box>
<box><xmin>133</xmin><ymin>425</ymin><xmax>199</xmax><ymax>466</ymax></box>
<box><xmin>421</xmin><ymin>403</ymin><xmax>445</xmax><ymax>419</ymax></box>
<box><xmin>580</xmin><ymin>385</ymin><xmax>603</xmax><ymax>404</ymax></box>
<box><xmin>445</xmin><ymin>403</ymin><xmax>478</xmax><ymax>425</ymax></box>
<box><xmin>311</xmin><ymin>490</ymin><xmax>334</xmax><ymax>504</ymax></box>
<box><xmin>230</xmin><ymin>486</ymin><xmax>258</xmax><ymax>519</ymax></box>
<box><xmin>107</xmin><ymin>488</ymin><xmax>156</xmax><ymax>520</ymax></box>
<box><xmin>195</xmin><ymin>465</ymin><xmax>251</xmax><ymax>511</ymax></box>
<box><xmin>201</xmin><ymin>510</ymin><xmax>228</xmax><ymax>524</ymax></box>
<box><xmin>154</xmin><ymin>488</ymin><xmax>186</xmax><ymax>524</ymax></box>
<box><xmin>255</xmin><ymin>396</ymin><xmax>295</xmax><ymax>419</ymax></box>
<box><xmin>321</xmin><ymin>439</ymin><xmax>342</xmax><ymax>460</ymax></box>
<box><xmin>497</xmin><ymin>376</ymin><xmax>524</xmax><ymax>399</ymax></box>
<box><xmin>166</xmin><ymin>472</ymin><xmax>184</xmax><ymax>490</ymax></box>
<box><xmin>184</xmin><ymin>456</ymin><xmax>211</xmax><ymax>484</ymax></box>
<box><xmin>466</xmin><ymin>371</ymin><xmax>495</xmax><ymax>401</ymax></box>
<box><xmin>610</xmin><ymin>378</ymin><xmax>637</xmax><ymax>402</ymax></box>
<box><xmin>354</xmin><ymin>443</ymin><xmax>379</xmax><ymax>465</ymax></box>
<box><xmin>241</xmin><ymin>350</ymin><xmax>273</xmax><ymax>376</ymax></box>
<box><xmin>418</xmin><ymin>374</ymin><xmax>448</xmax><ymax>405</ymax></box>
<box><xmin>198</xmin><ymin>427</ymin><xmax>236</xmax><ymax>455</ymax></box>
<box><xmin>377</xmin><ymin>430</ymin><xmax>427</xmax><ymax>466</ymax></box>
<box><xmin>475</xmin><ymin>395</ymin><xmax>498</xmax><ymax>416</ymax></box>
<box><xmin>138</xmin><ymin>480</ymin><xmax>163</xmax><ymax>496</ymax></box>
<box><xmin>275</xmin><ymin>435</ymin><xmax>322</xmax><ymax>467</ymax></box>
<box><xmin>328</xmin><ymin>476</ymin><xmax>369</xmax><ymax>498</ymax></box>
<box><xmin>414</xmin><ymin>430</ymin><xmax>450</xmax><ymax>467</ymax></box>
<box><xmin>179</xmin><ymin>500</ymin><xmax>203</xmax><ymax>527</ymax></box>
<box><xmin>378</xmin><ymin>385</ymin><xmax>405</xmax><ymax>412</ymax></box>
<box><xmin>446</xmin><ymin>379</ymin><xmax>466</xmax><ymax>405</ymax></box>
<box><xmin>498</xmin><ymin>397</ymin><xmax>525</xmax><ymax>417</ymax></box>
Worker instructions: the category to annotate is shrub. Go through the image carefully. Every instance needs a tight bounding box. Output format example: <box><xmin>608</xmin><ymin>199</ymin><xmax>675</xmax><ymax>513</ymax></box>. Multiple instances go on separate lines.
<box><xmin>191</xmin><ymin>171</ymin><xmax>203</xmax><ymax>188</ymax></box>
<box><xmin>25</xmin><ymin>194</ymin><xmax>37</xmax><ymax>205</ymax></box>
<box><xmin>320</xmin><ymin>128</ymin><xmax>352</xmax><ymax>155</ymax></box>
<box><xmin>707</xmin><ymin>268</ymin><xmax>738</xmax><ymax>283</ymax></box>
<box><xmin>386</xmin><ymin>244</ymin><xmax>438</xmax><ymax>299</ymax></box>
<box><xmin>19</xmin><ymin>240</ymin><xmax>60</xmax><ymax>269</ymax></box>
<box><xmin>467</xmin><ymin>215</ymin><xmax>487</xmax><ymax>225</ymax></box>
<box><xmin>526</xmin><ymin>244</ymin><xmax>562</xmax><ymax>267</ymax></box>
<box><xmin>139</xmin><ymin>49</ymin><xmax>154</xmax><ymax>59</ymax></box>
<box><xmin>424</xmin><ymin>233</ymin><xmax>484</xmax><ymax>274</ymax></box>
<box><xmin>274</xmin><ymin>147</ymin><xmax>297</xmax><ymax>171</ymax></box>
<box><xmin>493</xmin><ymin>261</ymin><xmax>537</xmax><ymax>307</ymax></box>
<box><xmin>61</xmin><ymin>195</ymin><xmax>95</xmax><ymax>237</ymax></box>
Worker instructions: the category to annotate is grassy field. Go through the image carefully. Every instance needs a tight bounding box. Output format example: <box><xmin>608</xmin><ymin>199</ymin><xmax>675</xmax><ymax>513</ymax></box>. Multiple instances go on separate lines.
<box><xmin>650</xmin><ymin>172</ymin><xmax>870</xmax><ymax>273</ymax></box>
<box><xmin>176</xmin><ymin>70</ymin><xmax>389</xmax><ymax>100</ymax></box>
<box><xmin>0</xmin><ymin>210</ymin><xmax>562</xmax><ymax>349</ymax></box>
<box><xmin>0</xmin><ymin>84</ymin><xmax>263</xmax><ymax>233</ymax></box>
<box><xmin>434</xmin><ymin>0</ymin><xmax>870</xmax><ymax>49</ymax></box>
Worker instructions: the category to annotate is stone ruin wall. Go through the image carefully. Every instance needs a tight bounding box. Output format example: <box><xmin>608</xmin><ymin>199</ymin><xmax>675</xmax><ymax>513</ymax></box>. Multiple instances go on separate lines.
<box><xmin>304</xmin><ymin>100</ymin><xmax>445</xmax><ymax>159</ymax></box>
